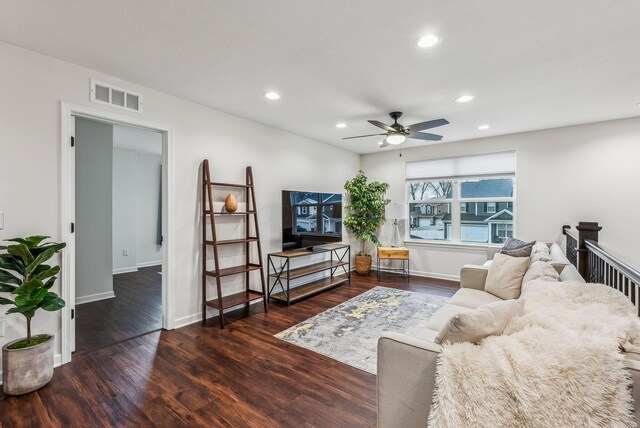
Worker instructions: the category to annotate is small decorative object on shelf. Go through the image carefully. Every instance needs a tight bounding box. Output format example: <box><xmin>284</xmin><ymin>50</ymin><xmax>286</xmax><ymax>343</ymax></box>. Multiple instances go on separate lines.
<box><xmin>201</xmin><ymin>160</ymin><xmax>267</xmax><ymax>328</ymax></box>
<box><xmin>268</xmin><ymin>243</ymin><xmax>351</xmax><ymax>305</ymax></box>
<box><xmin>224</xmin><ymin>193</ymin><xmax>238</xmax><ymax>213</ymax></box>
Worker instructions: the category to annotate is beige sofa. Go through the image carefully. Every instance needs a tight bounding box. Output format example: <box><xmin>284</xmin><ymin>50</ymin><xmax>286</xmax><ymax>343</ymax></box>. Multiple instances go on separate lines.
<box><xmin>377</xmin><ymin>243</ymin><xmax>640</xmax><ymax>428</ymax></box>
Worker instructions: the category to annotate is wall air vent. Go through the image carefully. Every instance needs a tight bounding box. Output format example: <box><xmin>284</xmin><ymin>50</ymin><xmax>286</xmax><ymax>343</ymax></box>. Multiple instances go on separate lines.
<box><xmin>90</xmin><ymin>79</ymin><xmax>143</xmax><ymax>112</ymax></box>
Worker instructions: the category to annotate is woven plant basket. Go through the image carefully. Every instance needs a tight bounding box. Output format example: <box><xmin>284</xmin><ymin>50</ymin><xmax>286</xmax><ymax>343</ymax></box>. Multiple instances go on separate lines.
<box><xmin>355</xmin><ymin>254</ymin><xmax>372</xmax><ymax>274</ymax></box>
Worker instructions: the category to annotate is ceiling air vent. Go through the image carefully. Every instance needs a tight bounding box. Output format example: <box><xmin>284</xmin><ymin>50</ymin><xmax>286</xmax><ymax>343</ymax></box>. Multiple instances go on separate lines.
<box><xmin>90</xmin><ymin>79</ymin><xmax>143</xmax><ymax>112</ymax></box>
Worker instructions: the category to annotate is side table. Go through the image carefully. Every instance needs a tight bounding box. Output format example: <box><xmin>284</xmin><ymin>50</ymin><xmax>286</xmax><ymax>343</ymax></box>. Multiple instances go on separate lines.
<box><xmin>377</xmin><ymin>247</ymin><xmax>409</xmax><ymax>282</ymax></box>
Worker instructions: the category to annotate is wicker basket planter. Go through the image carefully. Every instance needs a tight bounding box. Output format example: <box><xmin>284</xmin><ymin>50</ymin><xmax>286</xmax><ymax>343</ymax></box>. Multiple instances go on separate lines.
<box><xmin>355</xmin><ymin>254</ymin><xmax>372</xmax><ymax>274</ymax></box>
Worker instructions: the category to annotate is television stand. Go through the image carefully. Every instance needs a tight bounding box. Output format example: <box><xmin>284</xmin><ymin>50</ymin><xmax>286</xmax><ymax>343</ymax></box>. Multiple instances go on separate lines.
<box><xmin>267</xmin><ymin>243</ymin><xmax>351</xmax><ymax>305</ymax></box>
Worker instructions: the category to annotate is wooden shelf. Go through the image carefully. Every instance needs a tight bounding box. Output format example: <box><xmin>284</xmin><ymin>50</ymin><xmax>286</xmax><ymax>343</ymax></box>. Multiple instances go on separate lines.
<box><xmin>213</xmin><ymin>211</ymin><xmax>256</xmax><ymax>216</ymax></box>
<box><xmin>205</xmin><ymin>290</ymin><xmax>264</xmax><ymax>310</ymax></box>
<box><xmin>269</xmin><ymin>260</ymin><xmax>348</xmax><ymax>280</ymax></box>
<box><xmin>206</xmin><ymin>264</ymin><xmax>262</xmax><ymax>278</ymax></box>
<box><xmin>207</xmin><ymin>237</ymin><xmax>259</xmax><ymax>245</ymax></box>
<box><xmin>206</xmin><ymin>181</ymin><xmax>252</xmax><ymax>188</ymax></box>
<box><xmin>270</xmin><ymin>276</ymin><xmax>349</xmax><ymax>303</ymax></box>
<box><xmin>201</xmin><ymin>160</ymin><xmax>268</xmax><ymax>328</ymax></box>
<box><xmin>269</xmin><ymin>243</ymin><xmax>350</xmax><ymax>258</ymax></box>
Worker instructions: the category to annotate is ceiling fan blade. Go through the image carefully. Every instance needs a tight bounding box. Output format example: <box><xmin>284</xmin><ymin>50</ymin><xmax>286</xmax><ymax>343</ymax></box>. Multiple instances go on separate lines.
<box><xmin>368</xmin><ymin>120</ymin><xmax>396</xmax><ymax>132</ymax></box>
<box><xmin>407</xmin><ymin>118</ymin><xmax>449</xmax><ymax>132</ymax></box>
<box><xmin>378</xmin><ymin>141</ymin><xmax>390</xmax><ymax>148</ymax></box>
<box><xmin>342</xmin><ymin>133</ymin><xmax>387</xmax><ymax>140</ymax></box>
<box><xmin>408</xmin><ymin>131</ymin><xmax>443</xmax><ymax>141</ymax></box>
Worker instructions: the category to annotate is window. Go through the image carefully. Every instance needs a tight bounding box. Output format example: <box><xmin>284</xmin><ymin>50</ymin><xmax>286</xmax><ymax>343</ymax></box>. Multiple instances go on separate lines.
<box><xmin>406</xmin><ymin>152</ymin><xmax>516</xmax><ymax>245</ymax></box>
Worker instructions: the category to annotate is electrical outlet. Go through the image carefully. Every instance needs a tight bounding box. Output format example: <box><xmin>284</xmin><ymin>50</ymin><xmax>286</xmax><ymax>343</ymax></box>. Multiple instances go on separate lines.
<box><xmin>0</xmin><ymin>317</ymin><xmax>4</xmax><ymax>337</ymax></box>
<box><xmin>123</xmin><ymin>249</ymin><xmax>129</xmax><ymax>256</ymax></box>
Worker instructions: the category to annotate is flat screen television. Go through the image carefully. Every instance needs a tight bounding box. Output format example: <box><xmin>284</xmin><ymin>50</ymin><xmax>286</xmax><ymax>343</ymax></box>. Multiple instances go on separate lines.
<box><xmin>282</xmin><ymin>190</ymin><xmax>342</xmax><ymax>251</ymax></box>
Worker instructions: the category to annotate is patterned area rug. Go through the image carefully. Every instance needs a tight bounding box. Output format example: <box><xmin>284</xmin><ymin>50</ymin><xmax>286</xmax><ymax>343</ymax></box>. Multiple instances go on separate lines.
<box><xmin>274</xmin><ymin>286</ymin><xmax>449</xmax><ymax>374</ymax></box>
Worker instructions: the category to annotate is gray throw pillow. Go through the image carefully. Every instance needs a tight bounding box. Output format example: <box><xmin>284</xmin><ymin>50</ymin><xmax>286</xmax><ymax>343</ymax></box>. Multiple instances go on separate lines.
<box><xmin>500</xmin><ymin>237</ymin><xmax>535</xmax><ymax>258</ymax></box>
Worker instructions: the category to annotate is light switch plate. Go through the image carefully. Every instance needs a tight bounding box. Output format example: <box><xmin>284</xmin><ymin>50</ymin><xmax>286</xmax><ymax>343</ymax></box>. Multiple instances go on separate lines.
<box><xmin>123</xmin><ymin>249</ymin><xmax>129</xmax><ymax>256</ymax></box>
<box><xmin>0</xmin><ymin>211</ymin><xmax>4</xmax><ymax>230</ymax></box>
<box><xmin>0</xmin><ymin>317</ymin><xmax>4</xmax><ymax>337</ymax></box>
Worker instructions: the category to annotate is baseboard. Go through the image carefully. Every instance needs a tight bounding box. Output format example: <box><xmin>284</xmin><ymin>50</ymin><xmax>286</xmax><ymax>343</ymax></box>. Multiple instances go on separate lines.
<box><xmin>373</xmin><ymin>265</ymin><xmax>460</xmax><ymax>282</ymax></box>
<box><xmin>174</xmin><ymin>299</ymin><xmax>264</xmax><ymax>329</ymax></box>
<box><xmin>137</xmin><ymin>261</ymin><xmax>162</xmax><ymax>268</ymax></box>
<box><xmin>76</xmin><ymin>291</ymin><xmax>116</xmax><ymax>305</ymax></box>
<box><xmin>0</xmin><ymin>353</ymin><xmax>61</xmax><ymax>386</ymax></box>
<box><xmin>113</xmin><ymin>267</ymin><xmax>138</xmax><ymax>275</ymax></box>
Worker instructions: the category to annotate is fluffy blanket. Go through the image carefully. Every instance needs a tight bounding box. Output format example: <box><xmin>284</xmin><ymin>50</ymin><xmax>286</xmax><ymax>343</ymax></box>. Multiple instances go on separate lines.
<box><xmin>428</xmin><ymin>280</ymin><xmax>640</xmax><ymax>428</ymax></box>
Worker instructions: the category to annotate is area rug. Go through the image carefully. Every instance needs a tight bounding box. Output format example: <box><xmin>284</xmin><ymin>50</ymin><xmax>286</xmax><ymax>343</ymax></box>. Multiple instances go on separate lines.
<box><xmin>274</xmin><ymin>286</ymin><xmax>449</xmax><ymax>374</ymax></box>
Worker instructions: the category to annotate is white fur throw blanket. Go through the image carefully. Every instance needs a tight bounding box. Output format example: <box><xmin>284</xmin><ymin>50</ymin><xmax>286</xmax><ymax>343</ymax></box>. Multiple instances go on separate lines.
<box><xmin>428</xmin><ymin>280</ymin><xmax>640</xmax><ymax>428</ymax></box>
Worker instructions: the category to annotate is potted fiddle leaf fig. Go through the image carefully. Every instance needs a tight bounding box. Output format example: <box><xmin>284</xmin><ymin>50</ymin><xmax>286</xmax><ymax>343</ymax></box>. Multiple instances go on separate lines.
<box><xmin>0</xmin><ymin>236</ymin><xmax>66</xmax><ymax>395</ymax></box>
<box><xmin>344</xmin><ymin>171</ymin><xmax>390</xmax><ymax>274</ymax></box>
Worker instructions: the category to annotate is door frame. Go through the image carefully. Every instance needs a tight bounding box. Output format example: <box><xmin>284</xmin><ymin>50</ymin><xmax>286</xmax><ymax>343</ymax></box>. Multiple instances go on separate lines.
<box><xmin>60</xmin><ymin>101</ymin><xmax>175</xmax><ymax>364</ymax></box>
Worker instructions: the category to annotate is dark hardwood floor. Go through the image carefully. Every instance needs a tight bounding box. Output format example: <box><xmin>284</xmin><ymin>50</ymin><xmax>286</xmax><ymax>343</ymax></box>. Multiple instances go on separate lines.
<box><xmin>0</xmin><ymin>273</ymin><xmax>457</xmax><ymax>427</ymax></box>
<box><xmin>75</xmin><ymin>266</ymin><xmax>162</xmax><ymax>355</ymax></box>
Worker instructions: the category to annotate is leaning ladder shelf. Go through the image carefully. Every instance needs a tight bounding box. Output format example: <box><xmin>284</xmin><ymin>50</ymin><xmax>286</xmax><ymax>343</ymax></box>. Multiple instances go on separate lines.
<box><xmin>201</xmin><ymin>160</ymin><xmax>268</xmax><ymax>328</ymax></box>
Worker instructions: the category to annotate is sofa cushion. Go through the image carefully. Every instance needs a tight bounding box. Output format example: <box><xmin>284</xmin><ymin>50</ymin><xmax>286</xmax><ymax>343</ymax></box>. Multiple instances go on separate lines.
<box><xmin>424</xmin><ymin>304</ymin><xmax>473</xmax><ymax>332</ymax></box>
<box><xmin>435</xmin><ymin>299</ymin><xmax>525</xmax><ymax>345</ymax></box>
<box><xmin>485</xmin><ymin>253</ymin><xmax>530</xmax><ymax>300</ymax></box>
<box><xmin>449</xmin><ymin>288</ymin><xmax>503</xmax><ymax>309</ymax></box>
<box><xmin>500</xmin><ymin>237</ymin><xmax>535</xmax><ymax>257</ymax></box>
<box><xmin>560</xmin><ymin>265</ymin><xmax>585</xmax><ymax>282</ymax></box>
<box><xmin>550</xmin><ymin>243</ymin><xmax>571</xmax><ymax>265</ymax></box>
<box><xmin>523</xmin><ymin>260</ymin><xmax>560</xmax><ymax>284</ymax></box>
<box><xmin>414</xmin><ymin>327</ymin><xmax>438</xmax><ymax>342</ymax></box>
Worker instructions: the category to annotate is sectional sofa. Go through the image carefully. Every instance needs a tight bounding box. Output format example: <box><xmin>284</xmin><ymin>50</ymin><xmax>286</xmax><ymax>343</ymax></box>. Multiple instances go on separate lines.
<box><xmin>377</xmin><ymin>243</ymin><xmax>640</xmax><ymax>427</ymax></box>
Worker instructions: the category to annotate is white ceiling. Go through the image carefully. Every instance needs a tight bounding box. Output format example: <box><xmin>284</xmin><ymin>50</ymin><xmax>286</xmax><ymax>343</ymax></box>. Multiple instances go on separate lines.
<box><xmin>2</xmin><ymin>1</ymin><xmax>640</xmax><ymax>154</ymax></box>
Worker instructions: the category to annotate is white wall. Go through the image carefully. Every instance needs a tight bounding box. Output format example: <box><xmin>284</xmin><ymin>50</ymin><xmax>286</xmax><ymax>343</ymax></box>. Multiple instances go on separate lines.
<box><xmin>112</xmin><ymin>147</ymin><xmax>139</xmax><ymax>273</ymax></box>
<box><xmin>135</xmin><ymin>151</ymin><xmax>162</xmax><ymax>267</ymax></box>
<box><xmin>361</xmin><ymin>117</ymin><xmax>640</xmax><ymax>279</ymax></box>
<box><xmin>0</xmin><ymin>41</ymin><xmax>359</xmax><ymax>357</ymax></box>
<box><xmin>75</xmin><ymin>117</ymin><xmax>114</xmax><ymax>302</ymax></box>
<box><xmin>112</xmin><ymin>146</ymin><xmax>162</xmax><ymax>273</ymax></box>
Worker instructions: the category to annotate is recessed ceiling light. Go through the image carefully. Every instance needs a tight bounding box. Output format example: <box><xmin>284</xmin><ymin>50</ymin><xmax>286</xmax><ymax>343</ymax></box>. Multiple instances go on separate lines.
<box><xmin>455</xmin><ymin>95</ymin><xmax>475</xmax><ymax>103</ymax></box>
<box><xmin>336</xmin><ymin>123</ymin><xmax>347</xmax><ymax>128</ymax></box>
<box><xmin>264</xmin><ymin>91</ymin><xmax>280</xmax><ymax>100</ymax></box>
<box><xmin>416</xmin><ymin>34</ymin><xmax>441</xmax><ymax>49</ymax></box>
<box><xmin>478</xmin><ymin>125</ymin><xmax>490</xmax><ymax>130</ymax></box>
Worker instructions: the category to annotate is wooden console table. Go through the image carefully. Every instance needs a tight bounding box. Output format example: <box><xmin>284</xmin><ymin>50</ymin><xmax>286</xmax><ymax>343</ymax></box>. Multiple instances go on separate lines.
<box><xmin>377</xmin><ymin>246</ymin><xmax>410</xmax><ymax>281</ymax></box>
<box><xmin>267</xmin><ymin>243</ymin><xmax>351</xmax><ymax>305</ymax></box>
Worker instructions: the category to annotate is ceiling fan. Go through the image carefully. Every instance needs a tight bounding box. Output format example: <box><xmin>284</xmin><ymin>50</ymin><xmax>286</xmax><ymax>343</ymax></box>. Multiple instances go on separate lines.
<box><xmin>343</xmin><ymin>111</ymin><xmax>449</xmax><ymax>148</ymax></box>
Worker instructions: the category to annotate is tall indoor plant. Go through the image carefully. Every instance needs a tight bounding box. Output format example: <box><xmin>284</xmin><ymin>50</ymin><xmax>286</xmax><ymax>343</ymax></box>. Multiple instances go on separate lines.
<box><xmin>0</xmin><ymin>235</ymin><xmax>66</xmax><ymax>395</ymax></box>
<box><xmin>344</xmin><ymin>171</ymin><xmax>390</xmax><ymax>274</ymax></box>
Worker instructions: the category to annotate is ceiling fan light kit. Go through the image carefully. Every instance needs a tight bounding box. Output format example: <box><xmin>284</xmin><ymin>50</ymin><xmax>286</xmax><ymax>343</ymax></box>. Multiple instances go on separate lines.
<box><xmin>343</xmin><ymin>111</ymin><xmax>449</xmax><ymax>148</ymax></box>
<box><xmin>385</xmin><ymin>133</ymin><xmax>406</xmax><ymax>145</ymax></box>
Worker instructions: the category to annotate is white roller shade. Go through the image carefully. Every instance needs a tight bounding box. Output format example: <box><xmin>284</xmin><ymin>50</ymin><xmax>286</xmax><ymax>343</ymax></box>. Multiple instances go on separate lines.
<box><xmin>406</xmin><ymin>151</ymin><xmax>516</xmax><ymax>180</ymax></box>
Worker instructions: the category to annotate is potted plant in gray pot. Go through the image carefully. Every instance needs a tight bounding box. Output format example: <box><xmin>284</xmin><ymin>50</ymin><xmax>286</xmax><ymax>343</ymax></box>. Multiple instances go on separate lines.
<box><xmin>344</xmin><ymin>171</ymin><xmax>390</xmax><ymax>274</ymax></box>
<box><xmin>0</xmin><ymin>236</ymin><xmax>66</xmax><ymax>395</ymax></box>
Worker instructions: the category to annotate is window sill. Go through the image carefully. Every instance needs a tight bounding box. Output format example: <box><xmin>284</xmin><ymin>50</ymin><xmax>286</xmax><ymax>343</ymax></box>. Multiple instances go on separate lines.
<box><xmin>403</xmin><ymin>239</ymin><xmax>502</xmax><ymax>251</ymax></box>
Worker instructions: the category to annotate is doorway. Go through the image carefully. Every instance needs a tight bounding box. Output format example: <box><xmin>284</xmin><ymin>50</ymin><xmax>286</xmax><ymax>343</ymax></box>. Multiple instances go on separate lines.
<box><xmin>60</xmin><ymin>102</ymin><xmax>174</xmax><ymax>364</ymax></box>
<box><xmin>73</xmin><ymin>117</ymin><xmax>163</xmax><ymax>354</ymax></box>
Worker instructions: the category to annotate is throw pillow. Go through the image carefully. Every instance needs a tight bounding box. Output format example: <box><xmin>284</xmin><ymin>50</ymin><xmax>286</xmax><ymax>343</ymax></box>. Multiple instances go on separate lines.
<box><xmin>523</xmin><ymin>260</ymin><xmax>560</xmax><ymax>284</ymax></box>
<box><xmin>531</xmin><ymin>241</ymin><xmax>550</xmax><ymax>256</ymax></box>
<box><xmin>435</xmin><ymin>299</ymin><xmax>525</xmax><ymax>344</ymax></box>
<box><xmin>485</xmin><ymin>253</ymin><xmax>530</xmax><ymax>299</ymax></box>
<box><xmin>500</xmin><ymin>237</ymin><xmax>535</xmax><ymax>258</ymax></box>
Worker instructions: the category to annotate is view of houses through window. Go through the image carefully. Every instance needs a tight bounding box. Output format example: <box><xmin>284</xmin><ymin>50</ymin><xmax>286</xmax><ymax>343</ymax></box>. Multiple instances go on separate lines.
<box><xmin>291</xmin><ymin>192</ymin><xmax>342</xmax><ymax>236</ymax></box>
<box><xmin>407</xmin><ymin>177</ymin><xmax>515</xmax><ymax>244</ymax></box>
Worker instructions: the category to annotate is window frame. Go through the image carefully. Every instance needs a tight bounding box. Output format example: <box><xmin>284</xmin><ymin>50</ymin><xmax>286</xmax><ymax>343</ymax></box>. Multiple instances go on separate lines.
<box><xmin>406</xmin><ymin>174</ymin><xmax>516</xmax><ymax>246</ymax></box>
